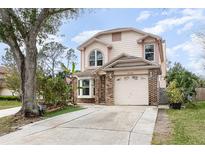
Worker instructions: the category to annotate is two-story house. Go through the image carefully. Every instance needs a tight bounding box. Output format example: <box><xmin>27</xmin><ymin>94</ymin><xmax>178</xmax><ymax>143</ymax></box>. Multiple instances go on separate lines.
<box><xmin>0</xmin><ymin>66</ymin><xmax>13</xmax><ymax>96</ymax></box>
<box><xmin>74</xmin><ymin>27</ymin><xmax>166</xmax><ymax>106</ymax></box>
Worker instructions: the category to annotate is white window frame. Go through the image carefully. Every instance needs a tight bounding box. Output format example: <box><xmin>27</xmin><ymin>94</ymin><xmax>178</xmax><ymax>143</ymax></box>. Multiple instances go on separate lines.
<box><xmin>144</xmin><ymin>44</ymin><xmax>155</xmax><ymax>61</ymax></box>
<box><xmin>89</xmin><ymin>49</ymin><xmax>103</xmax><ymax>67</ymax></box>
<box><xmin>77</xmin><ymin>77</ymin><xmax>95</xmax><ymax>98</ymax></box>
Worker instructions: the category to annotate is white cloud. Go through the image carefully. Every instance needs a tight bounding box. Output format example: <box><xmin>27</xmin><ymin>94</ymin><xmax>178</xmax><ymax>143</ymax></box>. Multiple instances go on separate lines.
<box><xmin>167</xmin><ymin>34</ymin><xmax>205</xmax><ymax>75</ymax></box>
<box><xmin>161</xmin><ymin>9</ymin><xmax>179</xmax><ymax>16</ymax></box>
<box><xmin>177</xmin><ymin>22</ymin><xmax>193</xmax><ymax>34</ymax></box>
<box><xmin>143</xmin><ymin>9</ymin><xmax>205</xmax><ymax>35</ymax></box>
<box><xmin>136</xmin><ymin>11</ymin><xmax>151</xmax><ymax>21</ymax></box>
<box><xmin>182</xmin><ymin>8</ymin><xmax>203</xmax><ymax>16</ymax></box>
<box><xmin>71</xmin><ymin>30</ymin><xmax>102</xmax><ymax>44</ymax></box>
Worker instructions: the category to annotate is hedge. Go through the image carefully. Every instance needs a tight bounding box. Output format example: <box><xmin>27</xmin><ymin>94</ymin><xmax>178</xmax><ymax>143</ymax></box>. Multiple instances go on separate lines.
<box><xmin>0</xmin><ymin>96</ymin><xmax>20</xmax><ymax>101</ymax></box>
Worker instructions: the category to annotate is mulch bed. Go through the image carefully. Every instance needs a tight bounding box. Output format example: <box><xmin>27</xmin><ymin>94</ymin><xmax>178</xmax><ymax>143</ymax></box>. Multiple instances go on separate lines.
<box><xmin>0</xmin><ymin>115</ymin><xmax>42</xmax><ymax>137</ymax></box>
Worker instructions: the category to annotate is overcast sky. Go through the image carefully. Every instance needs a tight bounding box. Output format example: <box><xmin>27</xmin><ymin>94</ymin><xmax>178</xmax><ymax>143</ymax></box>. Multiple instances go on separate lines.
<box><xmin>0</xmin><ymin>8</ymin><xmax>205</xmax><ymax>75</ymax></box>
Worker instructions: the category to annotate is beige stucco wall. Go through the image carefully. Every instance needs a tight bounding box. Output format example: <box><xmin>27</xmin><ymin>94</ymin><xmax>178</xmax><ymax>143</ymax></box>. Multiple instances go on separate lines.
<box><xmin>81</xmin><ymin>30</ymin><xmax>161</xmax><ymax>71</ymax></box>
<box><xmin>0</xmin><ymin>88</ymin><xmax>13</xmax><ymax>96</ymax></box>
<box><xmin>159</xmin><ymin>42</ymin><xmax>167</xmax><ymax>88</ymax></box>
<box><xmin>98</xmin><ymin>31</ymin><xmax>143</xmax><ymax>59</ymax></box>
<box><xmin>114</xmin><ymin>70</ymin><xmax>148</xmax><ymax>76</ymax></box>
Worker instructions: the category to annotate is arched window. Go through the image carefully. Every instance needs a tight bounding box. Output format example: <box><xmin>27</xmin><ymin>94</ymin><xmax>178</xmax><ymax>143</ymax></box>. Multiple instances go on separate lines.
<box><xmin>89</xmin><ymin>50</ymin><xmax>103</xmax><ymax>66</ymax></box>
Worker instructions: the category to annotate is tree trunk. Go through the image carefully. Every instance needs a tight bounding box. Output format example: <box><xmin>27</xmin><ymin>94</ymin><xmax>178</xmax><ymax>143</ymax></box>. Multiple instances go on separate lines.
<box><xmin>17</xmin><ymin>42</ymin><xmax>40</xmax><ymax>117</ymax></box>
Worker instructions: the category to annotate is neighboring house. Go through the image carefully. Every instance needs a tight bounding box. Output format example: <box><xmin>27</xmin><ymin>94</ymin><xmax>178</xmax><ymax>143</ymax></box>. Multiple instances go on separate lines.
<box><xmin>74</xmin><ymin>27</ymin><xmax>166</xmax><ymax>106</ymax></box>
<box><xmin>0</xmin><ymin>66</ymin><xmax>13</xmax><ymax>96</ymax></box>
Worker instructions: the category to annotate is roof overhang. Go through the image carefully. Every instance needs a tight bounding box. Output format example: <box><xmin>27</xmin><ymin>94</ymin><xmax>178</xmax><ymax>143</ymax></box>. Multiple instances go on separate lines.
<box><xmin>94</xmin><ymin>53</ymin><xmax>161</xmax><ymax>75</ymax></box>
<box><xmin>78</xmin><ymin>38</ymin><xmax>112</xmax><ymax>51</ymax></box>
<box><xmin>137</xmin><ymin>35</ymin><xmax>162</xmax><ymax>43</ymax></box>
<box><xmin>77</xmin><ymin>27</ymin><xmax>162</xmax><ymax>50</ymax></box>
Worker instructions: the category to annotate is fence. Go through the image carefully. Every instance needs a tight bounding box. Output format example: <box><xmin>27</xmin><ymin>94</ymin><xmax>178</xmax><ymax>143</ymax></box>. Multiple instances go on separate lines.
<box><xmin>195</xmin><ymin>88</ymin><xmax>205</xmax><ymax>101</ymax></box>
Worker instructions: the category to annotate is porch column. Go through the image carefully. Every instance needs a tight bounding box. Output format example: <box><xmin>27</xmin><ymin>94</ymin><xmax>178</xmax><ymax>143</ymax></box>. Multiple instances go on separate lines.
<box><xmin>148</xmin><ymin>69</ymin><xmax>159</xmax><ymax>105</ymax></box>
<box><xmin>105</xmin><ymin>71</ymin><xmax>114</xmax><ymax>105</ymax></box>
<box><xmin>94</xmin><ymin>75</ymin><xmax>101</xmax><ymax>104</ymax></box>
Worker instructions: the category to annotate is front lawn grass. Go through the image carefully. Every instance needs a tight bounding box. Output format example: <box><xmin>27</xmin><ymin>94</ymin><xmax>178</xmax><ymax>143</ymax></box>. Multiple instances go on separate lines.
<box><xmin>44</xmin><ymin>105</ymin><xmax>83</xmax><ymax>118</ymax></box>
<box><xmin>0</xmin><ymin>105</ymin><xmax>84</xmax><ymax>136</ymax></box>
<box><xmin>0</xmin><ymin>101</ymin><xmax>21</xmax><ymax>110</ymax></box>
<box><xmin>153</xmin><ymin>101</ymin><xmax>205</xmax><ymax>144</ymax></box>
<box><xmin>167</xmin><ymin>101</ymin><xmax>205</xmax><ymax>144</ymax></box>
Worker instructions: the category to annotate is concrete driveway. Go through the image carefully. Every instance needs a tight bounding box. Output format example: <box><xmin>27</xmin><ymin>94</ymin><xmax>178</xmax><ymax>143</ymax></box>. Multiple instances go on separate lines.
<box><xmin>0</xmin><ymin>105</ymin><xmax>158</xmax><ymax>145</ymax></box>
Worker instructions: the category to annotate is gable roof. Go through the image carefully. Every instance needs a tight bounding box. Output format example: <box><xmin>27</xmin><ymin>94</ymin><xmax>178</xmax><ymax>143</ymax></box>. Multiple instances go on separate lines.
<box><xmin>78</xmin><ymin>38</ymin><xmax>112</xmax><ymax>50</ymax></box>
<box><xmin>137</xmin><ymin>35</ymin><xmax>156</xmax><ymax>43</ymax></box>
<box><xmin>74</xmin><ymin>69</ymin><xmax>95</xmax><ymax>77</ymax></box>
<box><xmin>94</xmin><ymin>53</ymin><xmax>161</xmax><ymax>74</ymax></box>
<box><xmin>77</xmin><ymin>27</ymin><xmax>162</xmax><ymax>50</ymax></box>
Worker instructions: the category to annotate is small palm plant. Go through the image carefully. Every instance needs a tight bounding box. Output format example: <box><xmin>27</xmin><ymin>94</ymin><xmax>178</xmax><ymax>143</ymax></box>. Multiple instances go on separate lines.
<box><xmin>60</xmin><ymin>62</ymin><xmax>77</xmax><ymax>105</ymax></box>
<box><xmin>166</xmin><ymin>80</ymin><xmax>183</xmax><ymax>109</ymax></box>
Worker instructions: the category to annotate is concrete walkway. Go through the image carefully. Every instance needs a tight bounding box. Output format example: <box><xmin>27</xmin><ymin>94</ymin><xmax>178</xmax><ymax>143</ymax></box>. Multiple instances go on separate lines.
<box><xmin>0</xmin><ymin>107</ymin><xmax>21</xmax><ymax>118</ymax></box>
<box><xmin>0</xmin><ymin>105</ymin><xmax>158</xmax><ymax>145</ymax></box>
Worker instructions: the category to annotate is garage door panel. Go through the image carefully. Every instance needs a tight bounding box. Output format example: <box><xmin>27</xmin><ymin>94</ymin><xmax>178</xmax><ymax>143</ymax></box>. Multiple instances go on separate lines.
<box><xmin>114</xmin><ymin>75</ymin><xmax>148</xmax><ymax>105</ymax></box>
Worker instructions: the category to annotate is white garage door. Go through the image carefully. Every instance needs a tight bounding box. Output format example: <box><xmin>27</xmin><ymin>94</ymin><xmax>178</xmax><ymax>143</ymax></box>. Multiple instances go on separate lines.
<box><xmin>114</xmin><ymin>75</ymin><xmax>149</xmax><ymax>105</ymax></box>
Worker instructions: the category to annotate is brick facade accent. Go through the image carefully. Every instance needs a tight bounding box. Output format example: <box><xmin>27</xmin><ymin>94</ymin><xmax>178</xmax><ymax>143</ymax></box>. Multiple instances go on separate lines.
<box><xmin>105</xmin><ymin>71</ymin><xmax>114</xmax><ymax>105</ymax></box>
<box><xmin>148</xmin><ymin>69</ymin><xmax>159</xmax><ymax>105</ymax></box>
<box><xmin>77</xmin><ymin>98</ymin><xmax>95</xmax><ymax>104</ymax></box>
<box><xmin>94</xmin><ymin>75</ymin><xmax>106</xmax><ymax>104</ymax></box>
<box><xmin>100</xmin><ymin>76</ymin><xmax>106</xmax><ymax>103</ymax></box>
<box><xmin>94</xmin><ymin>75</ymin><xmax>100</xmax><ymax>104</ymax></box>
<box><xmin>74</xmin><ymin>69</ymin><xmax>160</xmax><ymax>106</ymax></box>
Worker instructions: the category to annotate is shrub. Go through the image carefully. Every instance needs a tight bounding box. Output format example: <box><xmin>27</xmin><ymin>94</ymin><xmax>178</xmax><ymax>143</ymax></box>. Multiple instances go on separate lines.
<box><xmin>166</xmin><ymin>81</ymin><xmax>183</xmax><ymax>104</ymax></box>
<box><xmin>166</xmin><ymin>62</ymin><xmax>199</xmax><ymax>103</ymax></box>
<box><xmin>36</xmin><ymin>63</ymin><xmax>77</xmax><ymax>107</ymax></box>
<box><xmin>37</xmin><ymin>75</ymin><xmax>71</xmax><ymax>107</ymax></box>
<box><xmin>0</xmin><ymin>96</ymin><xmax>20</xmax><ymax>101</ymax></box>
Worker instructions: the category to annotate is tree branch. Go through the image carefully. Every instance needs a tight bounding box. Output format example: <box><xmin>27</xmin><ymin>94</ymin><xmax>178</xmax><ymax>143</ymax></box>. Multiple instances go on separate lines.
<box><xmin>47</xmin><ymin>8</ymin><xmax>77</xmax><ymax>16</ymax></box>
<box><xmin>6</xmin><ymin>8</ymin><xmax>27</xmax><ymax>39</ymax></box>
<box><xmin>30</xmin><ymin>8</ymin><xmax>50</xmax><ymax>37</ymax></box>
<box><xmin>30</xmin><ymin>8</ymin><xmax>77</xmax><ymax>39</ymax></box>
<box><xmin>0</xmin><ymin>9</ymin><xmax>25</xmax><ymax>72</ymax></box>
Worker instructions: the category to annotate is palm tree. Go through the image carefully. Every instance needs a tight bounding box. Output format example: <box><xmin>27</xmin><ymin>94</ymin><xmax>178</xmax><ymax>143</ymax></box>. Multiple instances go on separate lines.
<box><xmin>60</xmin><ymin>62</ymin><xmax>77</xmax><ymax>105</ymax></box>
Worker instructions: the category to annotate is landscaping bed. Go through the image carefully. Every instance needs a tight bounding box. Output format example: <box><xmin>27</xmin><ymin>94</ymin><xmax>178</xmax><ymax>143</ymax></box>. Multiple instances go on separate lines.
<box><xmin>0</xmin><ymin>105</ymin><xmax>83</xmax><ymax>137</ymax></box>
<box><xmin>152</xmin><ymin>101</ymin><xmax>205</xmax><ymax>144</ymax></box>
<box><xmin>0</xmin><ymin>101</ymin><xmax>21</xmax><ymax>110</ymax></box>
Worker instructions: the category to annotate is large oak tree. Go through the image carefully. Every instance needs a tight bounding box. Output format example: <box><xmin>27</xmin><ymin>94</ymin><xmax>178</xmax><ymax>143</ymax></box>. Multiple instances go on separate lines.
<box><xmin>0</xmin><ymin>8</ymin><xmax>81</xmax><ymax>117</ymax></box>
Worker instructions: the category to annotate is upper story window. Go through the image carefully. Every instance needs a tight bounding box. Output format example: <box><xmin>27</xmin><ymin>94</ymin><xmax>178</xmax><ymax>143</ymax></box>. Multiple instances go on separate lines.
<box><xmin>112</xmin><ymin>32</ymin><xmax>121</xmax><ymax>42</ymax></box>
<box><xmin>144</xmin><ymin>44</ymin><xmax>155</xmax><ymax>61</ymax></box>
<box><xmin>89</xmin><ymin>50</ymin><xmax>103</xmax><ymax>66</ymax></box>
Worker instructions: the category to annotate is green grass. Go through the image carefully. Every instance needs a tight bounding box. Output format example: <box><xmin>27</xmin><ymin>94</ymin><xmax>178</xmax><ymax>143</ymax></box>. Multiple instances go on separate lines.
<box><xmin>0</xmin><ymin>101</ymin><xmax>21</xmax><ymax>110</ymax></box>
<box><xmin>44</xmin><ymin>105</ymin><xmax>84</xmax><ymax>118</ymax></box>
<box><xmin>167</xmin><ymin>101</ymin><xmax>205</xmax><ymax>144</ymax></box>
